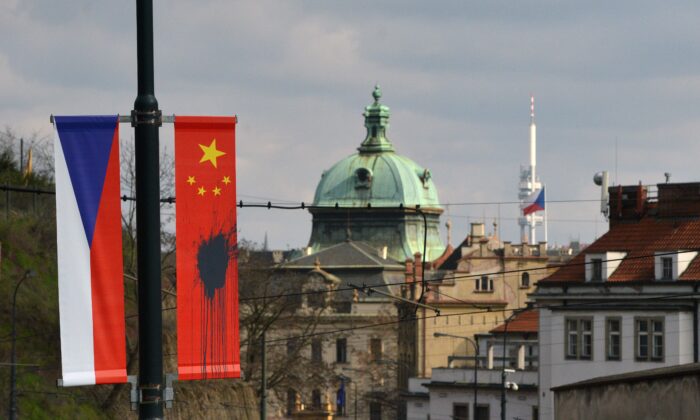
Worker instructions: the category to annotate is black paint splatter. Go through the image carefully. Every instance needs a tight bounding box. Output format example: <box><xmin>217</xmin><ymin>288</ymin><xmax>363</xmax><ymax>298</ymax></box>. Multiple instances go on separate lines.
<box><xmin>196</xmin><ymin>229</ymin><xmax>236</xmax><ymax>379</ymax></box>
<box><xmin>197</xmin><ymin>233</ymin><xmax>230</xmax><ymax>298</ymax></box>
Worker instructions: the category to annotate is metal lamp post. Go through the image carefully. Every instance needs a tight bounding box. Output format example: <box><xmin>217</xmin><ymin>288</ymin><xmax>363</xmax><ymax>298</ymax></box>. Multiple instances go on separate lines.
<box><xmin>434</xmin><ymin>332</ymin><xmax>479</xmax><ymax>420</ymax></box>
<box><xmin>133</xmin><ymin>1</ymin><xmax>164</xmax><ymax>418</ymax></box>
<box><xmin>8</xmin><ymin>269</ymin><xmax>35</xmax><ymax>420</ymax></box>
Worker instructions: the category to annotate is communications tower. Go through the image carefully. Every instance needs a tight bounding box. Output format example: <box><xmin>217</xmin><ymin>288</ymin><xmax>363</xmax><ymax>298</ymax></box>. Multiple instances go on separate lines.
<box><xmin>518</xmin><ymin>96</ymin><xmax>545</xmax><ymax>244</ymax></box>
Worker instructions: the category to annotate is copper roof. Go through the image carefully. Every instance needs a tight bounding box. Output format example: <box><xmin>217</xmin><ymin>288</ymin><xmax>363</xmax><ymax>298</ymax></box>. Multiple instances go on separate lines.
<box><xmin>490</xmin><ymin>309</ymin><xmax>538</xmax><ymax>333</ymax></box>
<box><xmin>542</xmin><ymin>217</ymin><xmax>700</xmax><ymax>283</ymax></box>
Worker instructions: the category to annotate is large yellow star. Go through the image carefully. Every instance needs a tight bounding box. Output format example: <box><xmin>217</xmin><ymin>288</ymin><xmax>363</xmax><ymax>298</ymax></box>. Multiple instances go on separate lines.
<box><xmin>198</xmin><ymin>139</ymin><xmax>226</xmax><ymax>168</ymax></box>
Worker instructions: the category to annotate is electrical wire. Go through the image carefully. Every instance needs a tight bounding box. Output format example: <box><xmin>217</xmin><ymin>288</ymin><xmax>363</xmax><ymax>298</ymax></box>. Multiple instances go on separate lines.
<box><xmin>239</xmin><ymin>249</ymin><xmax>697</xmax><ymax>303</ymax></box>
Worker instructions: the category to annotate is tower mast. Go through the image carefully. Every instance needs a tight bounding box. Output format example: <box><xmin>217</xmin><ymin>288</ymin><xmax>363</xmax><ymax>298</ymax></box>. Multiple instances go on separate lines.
<box><xmin>518</xmin><ymin>95</ymin><xmax>543</xmax><ymax>245</ymax></box>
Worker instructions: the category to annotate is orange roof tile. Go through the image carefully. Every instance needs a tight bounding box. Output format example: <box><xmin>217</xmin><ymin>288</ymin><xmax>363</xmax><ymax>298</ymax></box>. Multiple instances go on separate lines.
<box><xmin>542</xmin><ymin>217</ymin><xmax>700</xmax><ymax>283</ymax></box>
<box><xmin>490</xmin><ymin>309</ymin><xmax>538</xmax><ymax>333</ymax></box>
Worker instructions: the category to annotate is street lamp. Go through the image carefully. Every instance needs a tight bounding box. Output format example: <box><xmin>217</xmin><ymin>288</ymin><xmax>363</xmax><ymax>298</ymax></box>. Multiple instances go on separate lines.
<box><xmin>9</xmin><ymin>269</ymin><xmax>35</xmax><ymax>420</ymax></box>
<box><xmin>434</xmin><ymin>332</ymin><xmax>479</xmax><ymax>420</ymax></box>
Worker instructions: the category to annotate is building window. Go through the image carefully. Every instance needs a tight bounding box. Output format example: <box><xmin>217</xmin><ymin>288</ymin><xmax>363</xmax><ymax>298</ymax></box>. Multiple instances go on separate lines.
<box><xmin>311</xmin><ymin>338</ymin><xmax>322</xmax><ymax>363</ymax></box>
<box><xmin>475</xmin><ymin>275</ymin><xmax>494</xmax><ymax>292</ymax></box>
<box><xmin>307</xmin><ymin>291</ymin><xmax>325</xmax><ymax>308</ymax></box>
<box><xmin>475</xmin><ymin>404</ymin><xmax>490</xmax><ymax>420</ymax></box>
<box><xmin>311</xmin><ymin>389</ymin><xmax>322</xmax><ymax>409</ymax></box>
<box><xmin>636</xmin><ymin>318</ymin><xmax>664</xmax><ymax>361</ymax></box>
<box><xmin>336</xmin><ymin>338</ymin><xmax>347</xmax><ymax>363</ymax></box>
<box><xmin>532</xmin><ymin>405</ymin><xmax>539</xmax><ymax>420</ymax></box>
<box><xmin>521</xmin><ymin>272</ymin><xmax>530</xmax><ymax>288</ymax></box>
<box><xmin>591</xmin><ymin>258</ymin><xmax>603</xmax><ymax>282</ymax></box>
<box><xmin>287</xmin><ymin>338</ymin><xmax>298</xmax><ymax>356</ymax></box>
<box><xmin>606</xmin><ymin>318</ymin><xmax>621</xmax><ymax>361</ymax></box>
<box><xmin>370</xmin><ymin>338</ymin><xmax>382</xmax><ymax>362</ymax></box>
<box><xmin>565</xmin><ymin>318</ymin><xmax>593</xmax><ymax>360</ymax></box>
<box><xmin>453</xmin><ymin>403</ymin><xmax>469</xmax><ymax>420</ymax></box>
<box><xmin>287</xmin><ymin>389</ymin><xmax>297</xmax><ymax>415</ymax></box>
<box><xmin>369</xmin><ymin>402</ymin><xmax>382</xmax><ymax>420</ymax></box>
<box><xmin>661</xmin><ymin>257</ymin><xmax>673</xmax><ymax>280</ymax></box>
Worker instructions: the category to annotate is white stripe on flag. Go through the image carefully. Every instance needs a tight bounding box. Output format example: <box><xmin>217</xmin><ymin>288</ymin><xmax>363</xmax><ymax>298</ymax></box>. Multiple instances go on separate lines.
<box><xmin>54</xmin><ymin>127</ymin><xmax>96</xmax><ymax>386</ymax></box>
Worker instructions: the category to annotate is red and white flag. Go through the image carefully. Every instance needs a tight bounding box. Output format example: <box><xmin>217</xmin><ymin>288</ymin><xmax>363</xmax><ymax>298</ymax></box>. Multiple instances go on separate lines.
<box><xmin>174</xmin><ymin>116</ymin><xmax>240</xmax><ymax>380</ymax></box>
<box><xmin>53</xmin><ymin>116</ymin><xmax>127</xmax><ymax>386</ymax></box>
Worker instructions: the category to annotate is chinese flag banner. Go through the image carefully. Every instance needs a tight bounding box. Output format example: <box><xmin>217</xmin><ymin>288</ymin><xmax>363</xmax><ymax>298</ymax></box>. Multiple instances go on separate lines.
<box><xmin>175</xmin><ymin>116</ymin><xmax>240</xmax><ymax>380</ymax></box>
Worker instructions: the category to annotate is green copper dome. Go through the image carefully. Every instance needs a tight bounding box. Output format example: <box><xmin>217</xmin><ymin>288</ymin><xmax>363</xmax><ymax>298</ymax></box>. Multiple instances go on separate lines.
<box><xmin>308</xmin><ymin>86</ymin><xmax>445</xmax><ymax>261</ymax></box>
<box><xmin>312</xmin><ymin>85</ymin><xmax>442</xmax><ymax>209</ymax></box>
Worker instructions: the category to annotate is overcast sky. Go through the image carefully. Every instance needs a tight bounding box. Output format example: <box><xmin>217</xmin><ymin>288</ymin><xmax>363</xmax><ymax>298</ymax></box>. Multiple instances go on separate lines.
<box><xmin>3</xmin><ymin>0</ymin><xmax>700</xmax><ymax>251</ymax></box>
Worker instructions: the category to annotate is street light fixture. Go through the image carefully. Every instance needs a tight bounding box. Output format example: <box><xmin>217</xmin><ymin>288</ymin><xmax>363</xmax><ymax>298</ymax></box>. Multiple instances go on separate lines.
<box><xmin>9</xmin><ymin>269</ymin><xmax>35</xmax><ymax>420</ymax></box>
<box><xmin>434</xmin><ymin>332</ymin><xmax>479</xmax><ymax>420</ymax></box>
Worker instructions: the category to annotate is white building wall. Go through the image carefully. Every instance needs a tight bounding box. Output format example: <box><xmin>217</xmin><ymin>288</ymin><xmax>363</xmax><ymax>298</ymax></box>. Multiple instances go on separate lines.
<box><xmin>539</xmin><ymin>309</ymin><xmax>695</xmax><ymax>420</ymax></box>
<box><xmin>428</xmin><ymin>388</ymin><xmax>537</xmax><ymax>420</ymax></box>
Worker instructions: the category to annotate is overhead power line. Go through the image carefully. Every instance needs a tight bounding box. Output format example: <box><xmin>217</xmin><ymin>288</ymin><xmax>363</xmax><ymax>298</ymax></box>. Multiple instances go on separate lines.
<box><xmin>239</xmin><ymin>249</ymin><xmax>697</xmax><ymax>303</ymax></box>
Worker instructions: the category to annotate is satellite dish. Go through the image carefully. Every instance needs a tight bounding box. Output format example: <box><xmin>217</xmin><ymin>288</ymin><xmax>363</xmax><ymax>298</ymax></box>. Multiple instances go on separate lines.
<box><xmin>593</xmin><ymin>172</ymin><xmax>604</xmax><ymax>186</ymax></box>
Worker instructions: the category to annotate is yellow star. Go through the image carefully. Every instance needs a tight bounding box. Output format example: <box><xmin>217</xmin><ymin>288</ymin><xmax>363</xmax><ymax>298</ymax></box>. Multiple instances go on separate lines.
<box><xmin>186</xmin><ymin>176</ymin><xmax>196</xmax><ymax>186</ymax></box>
<box><xmin>213</xmin><ymin>186</ymin><xmax>222</xmax><ymax>196</ymax></box>
<box><xmin>198</xmin><ymin>139</ymin><xmax>226</xmax><ymax>168</ymax></box>
<box><xmin>222</xmin><ymin>176</ymin><xmax>231</xmax><ymax>185</ymax></box>
<box><xmin>197</xmin><ymin>186</ymin><xmax>206</xmax><ymax>196</ymax></box>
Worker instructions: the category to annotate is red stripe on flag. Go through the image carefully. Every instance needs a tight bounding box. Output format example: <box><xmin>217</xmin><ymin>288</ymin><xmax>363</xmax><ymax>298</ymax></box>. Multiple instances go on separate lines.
<box><xmin>90</xmin><ymin>126</ymin><xmax>127</xmax><ymax>384</ymax></box>
<box><xmin>175</xmin><ymin>116</ymin><xmax>240</xmax><ymax>380</ymax></box>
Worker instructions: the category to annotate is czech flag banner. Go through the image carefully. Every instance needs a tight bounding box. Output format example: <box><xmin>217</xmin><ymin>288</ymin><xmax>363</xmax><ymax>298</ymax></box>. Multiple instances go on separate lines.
<box><xmin>53</xmin><ymin>116</ymin><xmax>127</xmax><ymax>386</ymax></box>
<box><xmin>523</xmin><ymin>187</ymin><xmax>545</xmax><ymax>216</ymax></box>
<box><xmin>175</xmin><ymin>116</ymin><xmax>240</xmax><ymax>380</ymax></box>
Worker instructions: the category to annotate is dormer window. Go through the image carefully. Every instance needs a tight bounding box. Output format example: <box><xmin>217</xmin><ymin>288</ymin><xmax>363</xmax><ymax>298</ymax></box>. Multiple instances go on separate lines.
<box><xmin>475</xmin><ymin>275</ymin><xmax>494</xmax><ymax>292</ymax></box>
<box><xmin>354</xmin><ymin>167</ymin><xmax>372</xmax><ymax>189</ymax></box>
<box><xmin>585</xmin><ymin>252</ymin><xmax>626</xmax><ymax>282</ymax></box>
<box><xmin>661</xmin><ymin>257</ymin><xmax>673</xmax><ymax>280</ymax></box>
<box><xmin>591</xmin><ymin>259</ymin><xmax>603</xmax><ymax>282</ymax></box>
<box><xmin>654</xmin><ymin>251</ymin><xmax>698</xmax><ymax>281</ymax></box>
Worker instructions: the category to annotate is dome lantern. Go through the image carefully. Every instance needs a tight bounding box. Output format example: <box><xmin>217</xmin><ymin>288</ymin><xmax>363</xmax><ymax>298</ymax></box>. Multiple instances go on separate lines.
<box><xmin>359</xmin><ymin>85</ymin><xmax>394</xmax><ymax>153</ymax></box>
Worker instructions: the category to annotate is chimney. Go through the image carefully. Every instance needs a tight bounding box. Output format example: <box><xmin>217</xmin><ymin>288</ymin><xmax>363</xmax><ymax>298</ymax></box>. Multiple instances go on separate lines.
<box><xmin>503</xmin><ymin>241</ymin><xmax>512</xmax><ymax>256</ymax></box>
<box><xmin>470</xmin><ymin>222</ymin><xmax>485</xmax><ymax>239</ymax></box>
<box><xmin>657</xmin><ymin>182</ymin><xmax>700</xmax><ymax>218</ymax></box>
<box><xmin>608</xmin><ymin>184</ymin><xmax>648</xmax><ymax>227</ymax></box>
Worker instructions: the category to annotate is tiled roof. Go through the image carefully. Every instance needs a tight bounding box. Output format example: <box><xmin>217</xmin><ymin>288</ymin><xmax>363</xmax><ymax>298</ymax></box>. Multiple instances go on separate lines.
<box><xmin>542</xmin><ymin>217</ymin><xmax>700</xmax><ymax>283</ymax></box>
<box><xmin>284</xmin><ymin>240</ymin><xmax>403</xmax><ymax>268</ymax></box>
<box><xmin>490</xmin><ymin>309</ymin><xmax>538</xmax><ymax>333</ymax></box>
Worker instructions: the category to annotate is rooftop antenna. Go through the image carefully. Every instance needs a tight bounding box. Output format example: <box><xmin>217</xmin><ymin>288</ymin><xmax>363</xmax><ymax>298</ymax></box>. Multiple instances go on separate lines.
<box><xmin>593</xmin><ymin>171</ymin><xmax>610</xmax><ymax>219</ymax></box>
<box><xmin>664</xmin><ymin>172</ymin><xmax>671</xmax><ymax>183</ymax></box>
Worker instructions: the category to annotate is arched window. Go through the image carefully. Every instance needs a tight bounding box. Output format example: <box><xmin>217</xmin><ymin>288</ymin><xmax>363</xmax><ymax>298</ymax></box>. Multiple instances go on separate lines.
<box><xmin>521</xmin><ymin>272</ymin><xmax>530</xmax><ymax>288</ymax></box>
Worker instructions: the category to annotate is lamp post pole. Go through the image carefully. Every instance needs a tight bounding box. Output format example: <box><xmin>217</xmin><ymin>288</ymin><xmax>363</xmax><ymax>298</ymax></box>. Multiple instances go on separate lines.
<box><xmin>133</xmin><ymin>1</ymin><xmax>163</xmax><ymax>418</ymax></box>
<box><xmin>434</xmin><ymin>333</ymin><xmax>479</xmax><ymax>419</ymax></box>
<box><xmin>500</xmin><ymin>311</ymin><xmax>519</xmax><ymax>420</ymax></box>
<box><xmin>9</xmin><ymin>270</ymin><xmax>33</xmax><ymax>420</ymax></box>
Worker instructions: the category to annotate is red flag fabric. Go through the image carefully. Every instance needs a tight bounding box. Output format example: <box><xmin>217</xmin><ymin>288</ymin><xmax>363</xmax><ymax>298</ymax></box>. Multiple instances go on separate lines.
<box><xmin>175</xmin><ymin>116</ymin><xmax>240</xmax><ymax>380</ymax></box>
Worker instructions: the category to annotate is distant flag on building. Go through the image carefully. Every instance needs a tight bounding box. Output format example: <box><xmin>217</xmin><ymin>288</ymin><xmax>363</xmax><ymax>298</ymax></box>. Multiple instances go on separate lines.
<box><xmin>523</xmin><ymin>187</ymin><xmax>545</xmax><ymax>216</ymax></box>
<box><xmin>336</xmin><ymin>379</ymin><xmax>346</xmax><ymax>410</ymax></box>
<box><xmin>53</xmin><ymin>116</ymin><xmax>127</xmax><ymax>386</ymax></box>
<box><xmin>175</xmin><ymin>116</ymin><xmax>240</xmax><ymax>380</ymax></box>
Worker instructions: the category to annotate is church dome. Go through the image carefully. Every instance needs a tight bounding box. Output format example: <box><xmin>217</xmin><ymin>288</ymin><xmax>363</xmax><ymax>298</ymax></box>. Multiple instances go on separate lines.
<box><xmin>312</xmin><ymin>86</ymin><xmax>442</xmax><ymax>210</ymax></box>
